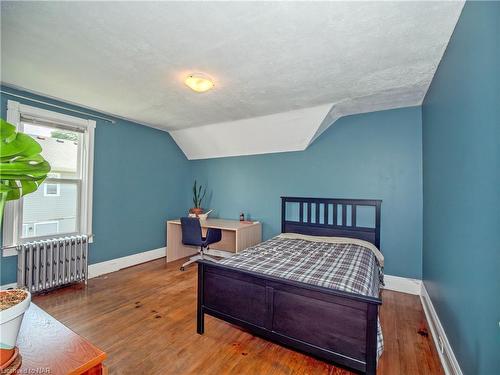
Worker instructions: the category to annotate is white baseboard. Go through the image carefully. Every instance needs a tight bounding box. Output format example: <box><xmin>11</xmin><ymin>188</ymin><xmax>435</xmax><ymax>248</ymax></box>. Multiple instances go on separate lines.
<box><xmin>2</xmin><ymin>252</ymin><xmax>459</xmax><ymax>375</ymax></box>
<box><xmin>88</xmin><ymin>247</ymin><xmax>165</xmax><ymax>278</ymax></box>
<box><xmin>0</xmin><ymin>247</ymin><xmax>166</xmax><ymax>289</ymax></box>
<box><xmin>2</xmin><ymin>258</ymin><xmax>420</xmax><ymax>293</ymax></box>
<box><xmin>420</xmin><ymin>283</ymin><xmax>463</xmax><ymax>375</ymax></box>
<box><xmin>95</xmin><ymin>259</ymin><xmax>418</xmax><ymax>297</ymax></box>
<box><xmin>383</xmin><ymin>274</ymin><xmax>422</xmax><ymax>295</ymax></box>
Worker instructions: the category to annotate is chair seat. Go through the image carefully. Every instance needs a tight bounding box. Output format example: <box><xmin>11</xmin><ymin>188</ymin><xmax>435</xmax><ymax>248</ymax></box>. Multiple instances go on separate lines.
<box><xmin>180</xmin><ymin>217</ymin><xmax>222</xmax><ymax>271</ymax></box>
<box><xmin>181</xmin><ymin>217</ymin><xmax>222</xmax><ymax>247</ymax></box>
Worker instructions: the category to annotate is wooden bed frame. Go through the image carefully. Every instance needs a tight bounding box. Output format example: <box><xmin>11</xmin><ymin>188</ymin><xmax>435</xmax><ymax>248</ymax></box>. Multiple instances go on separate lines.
<box><xmin>197</xmin><ymin>197</ymin><xmax>382</xmax><ymax>374</ymax></box>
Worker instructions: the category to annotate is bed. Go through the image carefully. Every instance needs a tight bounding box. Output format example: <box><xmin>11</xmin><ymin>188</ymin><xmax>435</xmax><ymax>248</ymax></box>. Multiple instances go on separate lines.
<box><xmin>196</xmin><ymin>197</ymin><xmax>383</xmax><ymax>374</ymax></box>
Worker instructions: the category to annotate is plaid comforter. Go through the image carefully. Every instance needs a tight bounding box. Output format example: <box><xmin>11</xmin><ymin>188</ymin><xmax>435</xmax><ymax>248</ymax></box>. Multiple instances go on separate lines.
<box><xmin>218</xmin><ymin>235</ymin><xmax>384</xmax><ymax>359</ymax></box>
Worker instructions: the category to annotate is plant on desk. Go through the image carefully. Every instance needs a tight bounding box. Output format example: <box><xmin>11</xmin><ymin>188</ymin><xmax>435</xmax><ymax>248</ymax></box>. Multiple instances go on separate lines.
<box><xmin>190</xmin><ymin>180</ymin><xmax>206</xmax><ymax>216</ymax></box>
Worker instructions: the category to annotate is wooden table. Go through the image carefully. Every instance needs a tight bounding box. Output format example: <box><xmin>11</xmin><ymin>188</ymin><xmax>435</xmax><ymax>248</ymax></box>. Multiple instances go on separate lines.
<box><xmin>16</xmin><ymin>304</ymin><xmax>107</xmax><ymax>375</ymax></box>
<box><xmin>166</xmin><ymin>218</ymin><xmax>262</xmax><ymax>261</ymax></box>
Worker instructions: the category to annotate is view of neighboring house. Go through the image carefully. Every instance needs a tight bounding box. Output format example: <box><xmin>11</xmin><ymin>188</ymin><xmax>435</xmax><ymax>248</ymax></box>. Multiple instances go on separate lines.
<box><xmin>22</xmin><ymin>130</ymin><xmax>79</xmax><ymax>238</ymax></box>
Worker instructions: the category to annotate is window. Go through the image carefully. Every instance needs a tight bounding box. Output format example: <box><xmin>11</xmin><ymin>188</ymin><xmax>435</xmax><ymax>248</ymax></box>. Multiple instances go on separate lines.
<box><xmin>22</xmin><ymin>224</ymin><xmax>31</xmax><ymax>238</ymax></box>
<box><xmin>43</xmin><ymin>173</ymin><xmax>61</xmax><ymax>197</ymax></box>
<box><xmin>34</xmin><ymin>221</ymin><xmax>60</xmax><ymax>237</ymax></box>
<box><xmin>2</xmin><ymin>100</ymin><xmax>95</xmax><ymax>256</ymax></box>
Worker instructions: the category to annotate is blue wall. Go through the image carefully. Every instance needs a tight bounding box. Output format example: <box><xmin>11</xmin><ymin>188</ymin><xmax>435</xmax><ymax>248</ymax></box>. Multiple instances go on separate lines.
<box><xmin>192</xmin><ymin>107</ymin><xmax>423</xmax><ymax>279</ymax></box>
<box><xmin>0</xmin><ymin>86</ymin><xmax>191</xmax><ymax>284</ymax></box>
<box><xmin>1</xmin><ymin>90</ymin><xmax>423</xmax><ymax>282</ymax></box>
<box><xmin>422</xmin><ymin>2</ymin><xmax>500</xmax><ymax>374</ymax></box>
<box><xmin>1</xmin><ymin>5</ymin><xmax>498</xmax><ymax>372</ymax></box>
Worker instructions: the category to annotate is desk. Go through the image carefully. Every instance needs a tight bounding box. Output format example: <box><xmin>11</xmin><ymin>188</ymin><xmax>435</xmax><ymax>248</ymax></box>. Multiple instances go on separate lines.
<box><xmin>16</xmin><ymin>304</ymin><xmax>107</xmax><ymax>375</ymax></box>
<box><xmin>166</xmin><ymin>219</ymin><xmax>262</xmax><ymax>262</ymax></box>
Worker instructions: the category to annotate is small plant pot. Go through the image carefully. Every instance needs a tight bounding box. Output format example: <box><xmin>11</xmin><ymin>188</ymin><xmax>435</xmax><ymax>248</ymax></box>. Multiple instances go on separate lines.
<box><xmin>189</xmin><ymin>207</ymin><xmax>204</xmax><ymax>216</ymax></box>
<box><xmin>0</xmin><ymin>290</ymin><xmax>31</xmax><ymax>366</ymax></box>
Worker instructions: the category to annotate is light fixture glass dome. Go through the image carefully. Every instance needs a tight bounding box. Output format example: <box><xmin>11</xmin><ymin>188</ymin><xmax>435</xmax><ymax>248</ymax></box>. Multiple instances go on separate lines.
<box><xmin>184</xmin><ymin>73</ymin><xmax>214</xmax><ymax>93</ymax></box>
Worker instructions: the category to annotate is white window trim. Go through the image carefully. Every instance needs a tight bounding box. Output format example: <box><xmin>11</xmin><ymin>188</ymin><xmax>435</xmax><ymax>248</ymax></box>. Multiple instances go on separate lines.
<box><xmin>2</xmin><ymin>100</ymin><xmax>95</xmax><ymax>257</ymax></box>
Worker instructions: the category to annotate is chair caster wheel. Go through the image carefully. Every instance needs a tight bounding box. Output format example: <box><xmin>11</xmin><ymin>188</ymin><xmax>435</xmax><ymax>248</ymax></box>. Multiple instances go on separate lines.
<box><xmin>180</xmin><ymin>266</ymin><xmax>185</xmax><ymax>271</ymax></box>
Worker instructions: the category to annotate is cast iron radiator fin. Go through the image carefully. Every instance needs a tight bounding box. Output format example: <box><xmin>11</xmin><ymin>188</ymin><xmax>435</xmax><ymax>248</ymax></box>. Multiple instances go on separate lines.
<box><xmin>16</xmin><ymin>235</ymin><xmax>88</xmax><ymax>293</ymax></box>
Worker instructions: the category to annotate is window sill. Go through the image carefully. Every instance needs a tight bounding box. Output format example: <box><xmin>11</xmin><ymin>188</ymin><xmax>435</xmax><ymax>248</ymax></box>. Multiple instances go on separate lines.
<box><xmin>2</xmin><ymin>248</ymin><xmax>17</xmax><ymax>257</ymax></box>
<box><xmin>2</xmin><ymin>235</ymin><xmax>93</xmax><ymax>257</ymax></box>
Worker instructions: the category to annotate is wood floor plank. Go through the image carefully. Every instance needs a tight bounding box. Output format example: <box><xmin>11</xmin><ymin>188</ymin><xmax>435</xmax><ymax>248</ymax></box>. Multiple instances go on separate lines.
<box><xmin>33</xmin><ymin>258</ymin><xmax>444</xmax><ymax>374</ymax></box>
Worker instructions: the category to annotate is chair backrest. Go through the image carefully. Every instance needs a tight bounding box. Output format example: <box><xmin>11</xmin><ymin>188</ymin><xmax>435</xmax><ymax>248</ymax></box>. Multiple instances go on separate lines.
<box><xmin>180</xmin><ymin>217</ymin><xmax>203</xmax><ymax>246</ymax></box>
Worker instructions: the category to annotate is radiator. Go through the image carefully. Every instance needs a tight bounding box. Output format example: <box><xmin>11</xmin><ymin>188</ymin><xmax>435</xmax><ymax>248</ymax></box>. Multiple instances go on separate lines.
<box><xmin>17</xmin><ymin>235</ymin><xmax>88</xmax><ymax>293</ymax></box>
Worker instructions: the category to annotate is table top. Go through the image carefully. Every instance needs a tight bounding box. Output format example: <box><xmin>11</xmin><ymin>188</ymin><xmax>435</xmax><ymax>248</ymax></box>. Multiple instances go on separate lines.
<box><xmin>168</xmin><ymin>218</ymin><xmax>260</xmax><ymax>230</ymax></box>
<box><xmin>17</xmin><ymin>303</ymin><xmax>106</xmax><ymax>375</ymax></box>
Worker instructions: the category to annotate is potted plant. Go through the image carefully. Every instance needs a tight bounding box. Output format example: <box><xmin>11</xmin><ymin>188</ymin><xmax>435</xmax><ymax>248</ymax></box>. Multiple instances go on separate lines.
<box><xmin>0</xmin><ymin>290</ymin><xmax>31</xmax><ymax>367</ymax></box>
<box><xmin>0</xmin><ymin>118</ymin><xmax>50</xmax><ymax>368</ymax></box>
<box><xmin>190</xmin><ymin>180</ymin><xmax>206</xmax><ymax>216</ymax></box>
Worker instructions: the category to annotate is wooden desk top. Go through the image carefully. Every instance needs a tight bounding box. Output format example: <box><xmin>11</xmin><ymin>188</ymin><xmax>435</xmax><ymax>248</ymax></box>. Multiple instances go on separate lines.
<box><xmin>17</xmin><ymin>304</ymin><xmax>106</xmax><ymax>375</ymax></box>
<box><xmin>168</xmin><ymin>218</ymin><xmax>260</xmax><ymax>231</ymax></box>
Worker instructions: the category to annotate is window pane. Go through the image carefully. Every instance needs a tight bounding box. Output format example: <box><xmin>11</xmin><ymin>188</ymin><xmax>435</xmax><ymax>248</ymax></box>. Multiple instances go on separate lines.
<box><xmin>45</xmin><ymin>183</ymin><xmax>59</xmax><ymax>196</ymax></box>
<box><xmin>34</xmin><ymin>222</ymin><xmax>59</xmax><ymax>237</ymax></box>
<box><xmin>22</xmin><ymin>182</ymin><xmax>78</xmax><ymax>238</ymax></box>
<box><xmin>46</xmin><ymin>185</ymin><xmax>57</xmax><ymax>195</ymax></box>
<box><xmin>22</xmin><ymin>122</ymin><xmax>80</xmax><ymax>179</ymax></box>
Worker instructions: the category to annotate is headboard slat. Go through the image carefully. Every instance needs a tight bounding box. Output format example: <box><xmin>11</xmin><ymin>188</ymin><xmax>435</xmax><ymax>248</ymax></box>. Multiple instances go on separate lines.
<box><xmin>281</xmin><ymin>197</ymin><xmax>382</xmax><ymax>249</ymax></box>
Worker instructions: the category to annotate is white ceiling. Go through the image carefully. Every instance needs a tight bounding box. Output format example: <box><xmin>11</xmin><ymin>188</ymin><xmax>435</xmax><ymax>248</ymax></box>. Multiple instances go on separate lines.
<box><xmin>1</xmin><ymin>1</ymin><xmax>463</xmax><ymax>159</ymax></box>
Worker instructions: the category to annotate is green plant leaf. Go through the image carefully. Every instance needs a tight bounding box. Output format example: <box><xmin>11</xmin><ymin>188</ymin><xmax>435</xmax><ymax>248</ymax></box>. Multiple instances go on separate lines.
<box><xmin>0</xmin><ymin>119</ymin><xmax>16</xmax><ymax>143</ymax></box>
<box><xmin>193</xmin><ymin>180</ymin><xmax>202</xmax><ymax>207</ymax></box>
<box><xmin>0</xmin><ymin>160</ymin><xmax>51</xmax><ymax>176</ymax></box>
<box><xmin>0</xmin><ymin>119</ymin><xmax>51</xmax><ymax>205</ymax></box>
<box><xmin>193</xmin><ymin>180</ymin><xmax>197</xmax><ymax>206</ymax></box>
<box><xmin>5</xmin><ymin>180</ymin><xmax>21</xmax><ymax>201</ymax></box>
<box><xmin>19</xmin><ymin>179</ymin><xmax>41</xmax><ymax>196</ymax></box>
<box><xmin>200</xmin><ymin>186</ymin><xmax>206</xmax><ymax>205</ymax></box>
<box><xmin>1</xmin><ymin>132</ymin><xmax>43</xmax><ymax>159</ymax></box>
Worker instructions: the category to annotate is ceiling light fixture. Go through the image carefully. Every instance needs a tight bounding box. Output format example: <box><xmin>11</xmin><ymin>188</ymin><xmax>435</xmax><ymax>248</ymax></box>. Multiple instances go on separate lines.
<box><xmin>184</xmin><ymin>73</ymin><xmax>214</xmax><ymax>93</ymax></box>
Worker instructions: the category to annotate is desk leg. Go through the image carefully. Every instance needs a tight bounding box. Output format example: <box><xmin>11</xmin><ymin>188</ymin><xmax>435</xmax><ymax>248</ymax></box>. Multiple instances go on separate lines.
<box><xmin>82</xmin><ymin>363</ymin><xmax>106</xmax><ymax>375</ymax></box>
<box><xmin>236</xmin><ymin>225</ymin><xmax>262</xmax><ymax>252</ymax></box>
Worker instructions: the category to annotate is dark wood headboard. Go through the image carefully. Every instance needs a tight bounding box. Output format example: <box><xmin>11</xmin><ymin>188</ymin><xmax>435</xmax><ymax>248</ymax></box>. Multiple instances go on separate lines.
<box><xmin>281</xmin><ymin>197</ymin><xmax>382</xmax><ymax>249</ymax></box>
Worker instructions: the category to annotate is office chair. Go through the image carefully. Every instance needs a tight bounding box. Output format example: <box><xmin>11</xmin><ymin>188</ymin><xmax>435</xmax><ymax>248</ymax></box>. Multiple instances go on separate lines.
<box><xmin>179</xmin><ymin>217</ymin><xmax>222</xmax><ymax>271</ymax></box>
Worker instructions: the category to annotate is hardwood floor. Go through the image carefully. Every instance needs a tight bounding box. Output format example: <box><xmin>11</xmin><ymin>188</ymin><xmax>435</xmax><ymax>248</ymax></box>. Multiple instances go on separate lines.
<box><xmin>34</xmin><ymin>258</ymin><xmax>444</xmax><ymax>375</ymax></box>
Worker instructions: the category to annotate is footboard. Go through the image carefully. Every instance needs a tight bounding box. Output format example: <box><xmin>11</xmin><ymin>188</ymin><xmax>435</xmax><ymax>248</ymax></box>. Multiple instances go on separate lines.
<box><xmin>197</xmin><ymin>260</ymin><xmax>381</xmax><ymax>375</ymax></box>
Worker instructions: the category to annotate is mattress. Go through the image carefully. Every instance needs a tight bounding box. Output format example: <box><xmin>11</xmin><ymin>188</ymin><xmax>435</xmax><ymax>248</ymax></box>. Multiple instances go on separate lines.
<box><xmin>218</xmin><ymin>233</ymin><xmax>384</xmax><ymax>359</ymax></box>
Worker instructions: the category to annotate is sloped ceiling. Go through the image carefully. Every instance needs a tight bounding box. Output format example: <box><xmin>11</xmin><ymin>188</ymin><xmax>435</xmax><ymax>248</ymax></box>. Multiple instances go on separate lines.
<box><xmin>171</xmin><ymin>104</ymin><xmax>333</xmax><ymax>159</ymax></box>
<box><xmin>1</xmin><ymin>1</ymin><xmax>464</xmax><ymax>159</ymax></box>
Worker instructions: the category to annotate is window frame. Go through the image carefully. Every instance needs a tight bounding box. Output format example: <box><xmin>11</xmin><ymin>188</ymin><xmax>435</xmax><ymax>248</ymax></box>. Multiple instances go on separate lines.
<box><xmin>22</xmin><ymin>223</ymin><xmax>31</xmax><ymax>238</ymax></box>
<box><xmin>2</xmin><ymin>100</ymin><xmax>95</xmax><ymax>256</ymax></box>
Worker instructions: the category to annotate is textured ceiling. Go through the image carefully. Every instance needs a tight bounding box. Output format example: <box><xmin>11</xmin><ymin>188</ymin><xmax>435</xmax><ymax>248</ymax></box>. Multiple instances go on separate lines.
<box><xmin>1</xmin><ymin>1</ymin><xmax>463</xmax><ymax>158</ymax></box>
